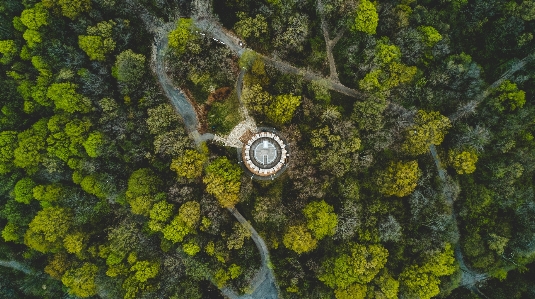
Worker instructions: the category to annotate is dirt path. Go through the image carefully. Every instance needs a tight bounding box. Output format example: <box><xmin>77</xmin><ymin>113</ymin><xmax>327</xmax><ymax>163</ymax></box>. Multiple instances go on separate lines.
<box><xmin>193</xmin><ymin>15</ymin><xmax>364</xmax><ymax>99</ymax></box>
<box><xmin>429</xmin><ymin>145</ymin><xmax>489</xmax><ymax>291</ymax></box>
<box><xmin>449</xmin><ymin>52</ymin><xmax>535</xmax><ymax>122</ymax></box>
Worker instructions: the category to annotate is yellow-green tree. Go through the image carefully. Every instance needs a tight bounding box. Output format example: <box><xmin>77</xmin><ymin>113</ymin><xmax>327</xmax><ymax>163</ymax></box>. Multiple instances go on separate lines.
<box><xmin>303</xmin><ymin>200</ymin><xmax>338</xmax><ymax>240</ymax></box>
<box><xmin>13</xmin><ymin>178</ymin><xmax>36</xmax><ymax>204</ymax></box>
<box><xmin>20</xmin><ymin>3</ymin><xmax>48</xmax><ymax>30</ymax></box>
<box><xmin>334</xmin><ymin>283</ymin><xmax>367</xmax><ymax>299</ymax></box>
<box><xmin>449</xmin><ymin>149</ymin><xmax>478</xmax><ymax>174</ymax></box>
<box><xmin>148</xmin><ymin>200</ymin><xmax>174</xmax><ymax>232</ymax></box>
<box><xmin>168</xmin><ymin>18</ymin><xmax>198</xmax><ymax>55</ymax></box>
<box><xmin>402</xmin><ymin>110</ymin><xmax>451</xmax><ymax>155</ymax></box>
<box><xmin>377</xmin><ymin>160</ymin><xmax>420</xmax><ymax>197</ymax></box>
<box><xmin>490</xmin><ymin>80</ymin><xmax>526</xmax><ymax>111</ymax></box>
<box><xmin>0</xmin><ymin>40</ymin><xmax>18</xmax><ymax>64</ymax></box>
<box><xmin>47</xmin><ymin>83</ymin><xmax>92</xmax><ymax>113</ymax></box>
<box><xmin>234</xmin><ymin>12</ymin><xmax>268</xmax><ymax>40</ymax></box>
<box><xmin>418</xmin><ymin>26</ymin><xmax>443</xmax><ymax>46</ymax></box>
<box><xmin>0</xmin><ymin>131</ymin><xmax>17</xmax><ymax>174</ymax></box>
<box><xmin>125</xmin><ymin>168</ymin><xmax>162</xmax><ymax>215</ymax></box>
<box><xmin>162</xmin><ymin>201</ymin><xmax>200</xmax><ymax>243</ymax></box>
<box><xmin>282</xmin><ymin>225</ymin><xmax>317</xmax><ymax>254</ymax></box>
<box><xmin>61</xmin><ymin>263</ymin><xmax>98</xmax><ymax>297</ymax></box>
<box><xmin>399</xmin><ymin>243</ymin><xmax>456</xmax><ymax>299</ymax></box>
<box><xmin>203</xmin><ymin>157</ymin><xmax>242</xmax><ymax>208</ymax></box>
<box><xmin>351</xmin><ymin>0</ymin><xmax>378</xmax><ymax>34</ymax></box>
<box><xmin>24</xmin><ymin>207</ymin><xmax>72</xmax><ymax>253</ymax></box>
<box><xmin>266</xmin><ymin>94</ymin><xmax>301</xmax><ymax>124</ymax></box>
<box><xmin>318</xmin><ymin>243</ymin><xmax>388</xmax><ymax>289</ymax></box>
<box><xmin>170</xmin><ymin>149</ymin><xmax>207</xmax><ymax>179</ymax></box>
<box><xmin>42</xmin><ymin>0</ymin><xmax>91</xmax><ymax>19</ymax></box>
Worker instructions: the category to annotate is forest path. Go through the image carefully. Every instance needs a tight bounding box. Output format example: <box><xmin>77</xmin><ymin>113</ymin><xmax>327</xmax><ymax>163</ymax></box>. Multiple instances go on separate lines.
<box><xmin>449</xmin><ymin>52</ymin><xmax>535</xmax><ymax>122</ymax></box>
<box><xmin>429</xmin><ymin>145</ymin><xmax>489</xmax><ymax>291</ymax></box>
<box><xmin>149</xmin><ymin>16</ymin><xmax>280</xmax><ymax>299</ymax></box>
<box><xmin>193</xmin><ymin>15</ymin><xmax>363</xmax><ymax>99</ymax></box>
<box><xmin>0</xmin><ymin>259</ymin><xmax>35</xmax><ymax>275</ymax></box>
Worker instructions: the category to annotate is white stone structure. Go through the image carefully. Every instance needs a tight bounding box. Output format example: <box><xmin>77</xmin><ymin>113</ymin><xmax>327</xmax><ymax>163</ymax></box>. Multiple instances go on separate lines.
<box><xmin>242</xmin><ymin>131</ymin><xmax>288</xmax><ymax>177</ymax></box>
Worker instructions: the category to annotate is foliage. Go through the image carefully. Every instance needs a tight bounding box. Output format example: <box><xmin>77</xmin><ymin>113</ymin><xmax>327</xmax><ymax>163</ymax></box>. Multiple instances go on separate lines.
<box><xmin>61</xmin><ymin>263</ymin><xmax>98</xmax><ymax>297</ymax></box>
<box><xmin>203</xmin><ymin>157</ymin><xmax>242</xmax><ymax>208</ymax></box>
<box><xmin>0</xmin><ymin>131</ymin><xmax>18</xmax><ymax>174</ymax></box>
<box><xmin>115</xmin><ymin>49</ymin><xmax>146</xmax><ymax>93</ymax></box>
<box><xmin>168</xmin><ymin>18</ymin><xmax>198</xmax><ymax>56</ymax></box>
<box><xmin>162</xmin><ymin>201</ymin><xmax>200</xmax><ymax>243</ymax></box>
<box><xmin>42</xmin><ymin>0</ymin><xmax>91</xmax><ymax>19</ymax></box>
<box><xmin>351</xmin><ymin>0</ymin><xmax>378</xmax><ymax>34</ymax></box>
<box><xmin>303</xmin><ymin>200</ymin><xmax>338</xmax><ymax>240</ymax></box>
<box><xmin>20</xmin><ymin>4</ymin><xmax>48</xmax><ymax>30</ymax></box>
<box><xmin>170</xmin><ymin>149</ymin><xmax>207</xmax><ymax>179</ymax></box>
<box><xmin>334</xmin><ymin>283</ymin><xmax>367</xmax><ymax>299</ymax></box>
<box><xmin>83</xmin><ymin>131</ymin><xmax>105</xmax><ymax>158</ymax></box>
<box><xmin>0</xmin><ymin>40</ymin><xmax>18</xmax><ymax>64</ymax></box>
<box><xmin>402</xmin><ymin>110</ymin><xmax>452</xmax><ymax>155</ymax></box>
<box><xmin>319</xmin><ymin>243</ymin><xmax>388</xmax><ymax>289</ymax></box>
<box><xmin>489</xmin><ymin>80</ymin><xmax>526</xmax><ymax>112</ymax></box>
<box><xmin>47</xmin><ymin>83</ymin><xmax>92</xmax><ymax>113</ymax></box>
<box><xmin>266</xmin><ymin>94</ymin><xmax>301</xmax><ymax>125</ymax></box>
<box><xmin>449</xmin><ymin>149</ymin><xmax>478</xmax><ymax>174</ymax></box>
<box><xmin>377</xmin><ymin>161</ymin><xmax>420</xmax><ymax>197</ymax></box>
<box><xmin>24</xmin><ymin>207</ymin><xmax>72</xmax><ymax>253</ymax></box>
<box><xmin>234</xmin><ymin>12</ymin><xmax>268</xmax><ymax>40</ymax></box>
<box><xmin>418</xmin><ymin>26</ymin><xmax>443</xmax><ymax>46</ymax></box>
<box><xmin>282</xmin><ymin>225</ymin><xmax>317</xmax><ymax>254</ymax></box>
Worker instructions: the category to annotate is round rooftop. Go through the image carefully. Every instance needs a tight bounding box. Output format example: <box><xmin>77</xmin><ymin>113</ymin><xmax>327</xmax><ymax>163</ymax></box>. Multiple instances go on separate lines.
<box><xmin>240</xmin><ymin>130</ymin><xmax>289</xmax><ymax>178</ymax></box>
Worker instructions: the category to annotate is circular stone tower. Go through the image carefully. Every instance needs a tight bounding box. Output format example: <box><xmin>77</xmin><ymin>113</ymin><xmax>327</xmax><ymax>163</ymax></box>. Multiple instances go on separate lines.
<box><xmin>238</xmin><ymin>128</ymin><xmax>289</xmax><ymax>180</ymax></box>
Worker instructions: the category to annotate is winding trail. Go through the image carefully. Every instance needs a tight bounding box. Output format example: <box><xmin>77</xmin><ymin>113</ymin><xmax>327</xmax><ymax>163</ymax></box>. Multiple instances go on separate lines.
<box><xmin>429</xmin><ymin>145</ymin><xmax>489</xmax><ymax>291</ymax></box>
<box><xmin>449</xmin><ymin>52</ymin><xmax>535</xmax><ymax>123</ymax></box>
<box><xmin>0</xmin><ymin>259</ymin><xmax>35</xmax><ymax>275</ymax></box>
<box><xmin>193</xmin><ymin>15</ymin><xmax>364</xmax><ymax>99</ymax></box>
<box><xmin>149</xmin><ymin>18</ymin><xmax>280</xmax><ymax>299</ymax></box>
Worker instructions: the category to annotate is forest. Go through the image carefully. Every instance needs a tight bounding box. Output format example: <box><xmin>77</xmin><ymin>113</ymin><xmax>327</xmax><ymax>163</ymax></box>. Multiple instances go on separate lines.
<box><xmin>1</xmin><ymin>0</ymin><xmax>535</xmax><ymax>298</ymax></box>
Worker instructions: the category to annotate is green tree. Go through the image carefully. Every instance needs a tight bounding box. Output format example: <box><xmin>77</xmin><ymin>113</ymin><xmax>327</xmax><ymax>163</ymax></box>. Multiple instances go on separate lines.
<box><xmin>115</xmin><ymin>49</ymin><xmax>146</xmax><ymax>94</ymax></box>
<box><xmin>490</xmin><ymin>80</ymin><xmax>526</xmax><ymax>111</ymax></box>
<box><xmin>2</xmin><ymin>222</ymin><xmax>20</xmax><ymax>242</ymax></box>
<box><xmin>148</xmin><ymin>200</ymin><xmax>174</xmax><ymax>232</ymax></box>
<box><xmin>168</xmin><ymin>18</ymin><xmax>198</xmax><ymax>55</ymax></box>
<box><xmin>32</xmin><ymin>183</ymin><xmax>65</xmax><ymax>203</ymax></box>
<box><xmin>126</xmin><ymin>168</ymin><xmax>161</xmax><ymax>200</ymax></box>
<box><xmin>319</xmin><ymin>243</ymin><xmax>388</xmax><ymax>289</ymax></box>
<box><xmin>80</xmin><ymin>174</ymin><xmax>110</xmax><ymax>199</ymax></box>
<box><xmin>241</xmin><ymin>83</ymin><xmax>272</xmax><ymax>114</ymax></box>
<box><xmin>83</xmin><ymin>131</ymin><xmax>105</xmax><ymax>158</ymax></box>
<box><xmin>377</xmin><ymin>160</ymin><xmax>420</xmax><ymax>197</ymax></box>
<box><xmin>0</xmin><ymin>131</ymin><xmax>18</xmax><ymax>174</ymax></box>
<box><xmin>47</xmin><ymin>83</ymin><xmax>92</xmax><ymax>113</ymax></box>
<box><xmin>449</xmin><ymin>149</ymin><xmax>478</xmax><ymax>174</ymax></box>
<box><xmin>162</xmin><ymin>201</ymin><xmax>200</xmax><ymax>243</ymax></box>
<box><xmin>14</xmin><ymin>119</ymin><xmax>48</xmax><ymax>173</ymax></box>
<box><xmin>282</xmin><ymin>225</ymin><xmax>317</xmax><ymax>254</ymax></box>
<box><xmin>234</xmin><ymin>12</ymin><xmax>268</xmax><ymax>40</ymax></box>
<box><xmin>351</xmin><ymin>0</ymin><xmax>378</xmax><ymax>34</ymax></box>
<box><xmin>63</xmin><ymin>232</ymin><xmax>85</xmax><ymax>254</ymax></box>
<box><xmin>20</xmin><ymin>3</ymin><xmax>48</xmax><ymax>30</ymax></box>
<box><xmin>78</xmin><ymin>35</ymin><xmax>115</xmax><ymax>61</ymax></box>
<box><xmin>170</xmin><ymin>149</ymin><xmax>207</xmax><ymax>180</ymax></box>
<box><xmin>0</xmin><ymin>40</ymin><xmax>18</xmax><ymax>64</ymax></box>
<box><xmin>22</xmin><ymin>29</ymin><xmax>41</xmax><ymax>48</ymax></box>
<box><xmin>266</xmin><ymin>94</ymin><xmax>301</xmax><ymax>124</ymax></box>
<box><xmin>334</xmin><ymin>283</ymin><xmax>367</xmax><ymax>299</ymax></box>
<box><xmin>130</xmin><ymin>260</ymin><xmax>159</xmax><ymax>283</ymax></box>
<box><xmin>13</xmin><ymin>178</ymin><xmax>36</xmax><ymax>204</ymax></box>
<box><xmin>418</xmin><ymin>26</ymin><xmax>443</xmax><ymax>46</ymax></box>
<box><xmin>203</xmin><ymin>157</ymin><xmax>242</xmax><ymax>208</ymax></box>
<box><xmin>61</xmin><ymin>263</ymin><xmax>98</xmax><ymax>297</ymax></box>
<box><xmin>24</xmin><ymin>207</ymin><xmax>72</xmax><ymax>253</ymax></box>
<box><xmin>402</xmin><ymin>110</ymin><xmax>451</xmax><ymax>155</ymax></box>
<box><xmin>303</xmin><ymin>200</ymin><xmax>338</xmax><ymax>240</ymax></box>
<box><xmin>399</xmin><ymin>243</ymin><xmax>456</xmax><ymax>299</ymax></box>
<box><xmin>42</xmin><ymin>0</ymin><xmax>91</xmax><ymax>19</ymax></box>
